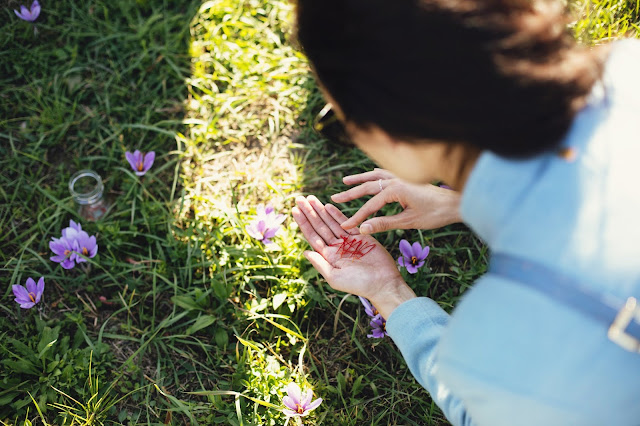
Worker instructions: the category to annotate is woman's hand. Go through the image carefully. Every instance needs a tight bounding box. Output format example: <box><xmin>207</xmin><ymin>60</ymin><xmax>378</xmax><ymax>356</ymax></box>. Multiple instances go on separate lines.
<box><xmin>331</xmin><ymin>168</ymin><xmax>462</xmax><ymax>234</ymax></box>
<box><xmin>292</xmin><ymin>195</ymin><xmax>415</xmax><ymax>319</ymax></box>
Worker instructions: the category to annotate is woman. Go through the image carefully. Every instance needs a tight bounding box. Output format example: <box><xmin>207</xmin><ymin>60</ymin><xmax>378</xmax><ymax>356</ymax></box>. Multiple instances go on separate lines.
<box><xmin>290</xmin><ymin>0</ymin><xmax>640</xmax><ymax>425</ymax></box>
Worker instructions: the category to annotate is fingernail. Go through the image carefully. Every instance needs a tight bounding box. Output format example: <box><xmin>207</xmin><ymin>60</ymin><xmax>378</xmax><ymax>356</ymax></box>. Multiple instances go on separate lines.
<box><xmin>360</xmin><ymin>224</ymin><xmax>373</xmax><ymax>234</ymax></box>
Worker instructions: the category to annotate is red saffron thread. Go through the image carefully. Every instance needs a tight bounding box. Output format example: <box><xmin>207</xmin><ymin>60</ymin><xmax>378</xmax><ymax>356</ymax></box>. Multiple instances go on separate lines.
<box><xmin>330</xmin><ymin>236</ymin><xmax>376</xmax><ymax>260</ymax></box>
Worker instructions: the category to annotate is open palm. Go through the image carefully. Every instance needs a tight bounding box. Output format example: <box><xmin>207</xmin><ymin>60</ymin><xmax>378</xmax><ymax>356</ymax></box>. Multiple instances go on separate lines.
<box><xmin>292</xmin><ymin>195</ymin><xmax>403</xmax><ymax>300</ymax></box>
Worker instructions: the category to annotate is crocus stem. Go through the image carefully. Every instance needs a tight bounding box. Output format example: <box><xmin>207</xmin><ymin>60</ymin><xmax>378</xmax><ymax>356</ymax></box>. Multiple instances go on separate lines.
<box><xmin>80</xmin><ymin>263</ymin><xmax>92</xmax><ymax>275</ymax></box>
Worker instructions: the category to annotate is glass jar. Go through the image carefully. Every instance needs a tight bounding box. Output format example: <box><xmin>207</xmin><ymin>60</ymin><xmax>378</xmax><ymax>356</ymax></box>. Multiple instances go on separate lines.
<box><xmin>68</xmin><ymin>170</ymin><xmax>109</xmax><ymax>221</ymax></box>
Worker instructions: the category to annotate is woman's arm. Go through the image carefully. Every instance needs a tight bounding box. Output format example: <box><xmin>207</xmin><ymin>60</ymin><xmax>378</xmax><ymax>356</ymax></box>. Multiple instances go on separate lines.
<box><xmin>293</xmin><ymin>195</ymin><xmax>473</xmax><ymax>425</ymax></box>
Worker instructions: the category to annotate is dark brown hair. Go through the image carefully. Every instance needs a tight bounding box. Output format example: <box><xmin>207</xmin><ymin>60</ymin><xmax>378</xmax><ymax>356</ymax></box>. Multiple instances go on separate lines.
<box><xmin>296</xmin><ymin>0</ymin><xmax>605</xmax><ymax>158</ymax></box>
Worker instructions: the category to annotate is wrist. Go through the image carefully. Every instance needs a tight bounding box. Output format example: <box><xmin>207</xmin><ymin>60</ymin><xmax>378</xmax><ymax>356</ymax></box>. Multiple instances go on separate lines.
<box><xmin>368</xmin><ymin>276</ymin><xmax>416</xmax><ymax>320</ymax></box>
<box><xmin>444</xmin><ymin>192</ymin><xmax>462</xmax><ymax>225</ymax></box>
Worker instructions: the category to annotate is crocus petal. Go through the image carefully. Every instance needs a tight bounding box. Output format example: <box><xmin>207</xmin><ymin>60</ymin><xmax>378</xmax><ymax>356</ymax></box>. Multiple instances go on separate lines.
<box><xmin>19</xmin><ymin>301</ymin><xmax>36</xmax><ymax>309</ymax></box>
<box><xmin>399</xmin><ymin>239</ymin><xmax>412</xmax><ymax>259</ymax></box>
<box><xmin>406</xmin><ymin>264</ymin><xmax>418</xmax><ymax>274</ymax></box>
<box><xmin>62</xmin><ymin>227</ymin><xmax>81</xmax><ymax>241</ymax></box>
<box><xmin>246</xmin><ymin>224</ymin><xmax>263</xmax><ymax>240</ymax></box>
<box><xmin>35</xmin><ymin>277</ymin><xmax>45</xmax><ymax>302</ymax></box>
<box><xmin>306</xmin><ymin>397</ymin><xmax>322</xmax><ymax>411</ymax></box>
<box><xmin>61</xmin><ymin>258</ymin><xmax>76</xmax><ymax>269</ymax></box>
<box><xmin>125</xmin><ymin>151</ymin><xmax>137</xmax><ymax>170</ymax></box>
<box><xmin>359</xmin><ymin>296</ymin><xmax>373</xmax><ymax>313</ymax></box>
<box><xmin>397</xmin><ymin>256</ymin><xmax>406</xmax><ymax>267</ymax></box>
<box><xmin>282</xmin><ymin>396</ymin><xmax>297</xmax><ymax>411</ymax></box>
<box><xmin>143</xmin><ymin>151</ymin><xmax>155</xmax><ymax>171</ymax></box>
<box><xmin>69</xmin><ymin>219</ymin><xmax>82</xmax><ymax>232</ymax></box>
<box><xmin>88</xmin><ymin>239</ymin><xmax>98</xmax><ymax>257</ymax></box>
<box><xmin>264</xmin><ymin>204</ymin><xmax>274</xmax><ymax>215</ymax></box>
<box><xmin>286</xmin><ymin>383</ymin><xmax>302</xmax><ymax>405</ymax></box>
<box><xmin>272</xmin><ymin>213</ymin><xmax>286</xmax><ymax>225</ymax></box>
<box><xmin>420</xmin><ymin>245</ymin><xmax>430</xmax><ymax>260</ymax></box>
<box><xmin>49</xmin><ymin>239</ymin><xmax>66</xmax><ymax>255</ymax></box>
<box><xmin>256</xmin><ymin>220</ymin><xmax>267</xmax><ymax>235</ymax></box>
<box><xmin>300</xmin><ymin>389</ymin><xmax>313</xmax><ymax>407</ymax></box>
<box><xmin>25</xmin><ymin>277</ymin><xmax>37</xmax><ymax>294</ymax></box>
<box><xmin>263</xmin><ymin>227</ymin><xmax>279</xmax><ymax>240</ymax></box>
<box><xmin>30</xmin><ymin>1</ymin><xmax>40</xmax><ymax>19</ymax></box>
<box><xmin>415</xmin><ymin>260</ymin><xmax>426</xmax><ymax>270</ymax></box>
<box><xmin>262</xmin><ymin>237</ymin><xmax>272</xmax><ymax>245</ymax></box>
<box><xmin>411</xmin><ymin>242</ymin><xmax>423</xmax><ymax>257</ymax></box>
<box><xmin>12</xmin><ymin>285</ymin><xmax>29</xmax><ymax>302</ymax></box>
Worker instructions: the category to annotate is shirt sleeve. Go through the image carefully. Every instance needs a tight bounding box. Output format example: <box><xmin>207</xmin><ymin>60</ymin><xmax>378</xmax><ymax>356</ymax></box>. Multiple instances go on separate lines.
<box><xmin>386</xmin><ymin>297</ymin><xmax>474</xmax><ymax>426</ymax></box>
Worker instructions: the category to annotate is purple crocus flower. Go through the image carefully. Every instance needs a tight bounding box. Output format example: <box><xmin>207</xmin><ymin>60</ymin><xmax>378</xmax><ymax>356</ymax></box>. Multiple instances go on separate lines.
<box><xmin>50</xmin><ymin>220</ymin><xmax>98</xmax><ymax>269</ymax></box>
<box><xmin>360</xmin><ymin>297</ymin><xmax>388</xmax><ymax>338</ymax></box>
<box><xmin>245</xmin><ymin>204</ymin><xmax>286</xmax><ymax>245</ymax></box>
<box><xmin>397</xmin><ymin>239</ymin><xmax>430</xmax><ymax>274</ymax></box>
<box><xmin>14</xmin><ymin>1</ymin><xmax>40</xmax><ymax>22</ymax></box>
<box><xmin>358</xmin><ymin>296</ymin><xmax>379</xmax><ymax>318</ymax></box>
<box><xmin>12</xmin><ymin>277</ymin><xmax>44</xmax><ymax>309</ymax></box>
<box><xmin>50</xmin><ymin>235</ymin><xmax>79</xmax><ymax>269</ymax></box>
<box><xmin>282</xmin><ymin>383</ymin><xmax>322</xmax><ymax>417</ymax></box>
<box><xmin>368</xmin><ymin>314</ymin><xmax>388</xmax><ymax>339</ymax></box>
<box><xmin>125</xmin><ymin>150</ymin><xmax>155</xmax><ymax>176</ymax></box>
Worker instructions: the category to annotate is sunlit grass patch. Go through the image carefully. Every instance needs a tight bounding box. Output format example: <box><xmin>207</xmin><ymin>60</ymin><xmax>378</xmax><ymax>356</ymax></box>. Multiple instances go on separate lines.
<box><xmin>570</xmin><ymin>0</ymin><xmax>640</xmax><ymax>42</ymax></box>
<box><xmin>181</xmin><ymin>0</ymin><xmax>310</xmax><ymax>214</ymax></box>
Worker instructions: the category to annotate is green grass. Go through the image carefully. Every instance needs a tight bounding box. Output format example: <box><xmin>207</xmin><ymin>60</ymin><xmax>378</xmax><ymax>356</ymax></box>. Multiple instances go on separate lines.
<box><xmin>0</xmin><ymin>0</ymin><xmax>638</xmax><ymax>424</ymax></box>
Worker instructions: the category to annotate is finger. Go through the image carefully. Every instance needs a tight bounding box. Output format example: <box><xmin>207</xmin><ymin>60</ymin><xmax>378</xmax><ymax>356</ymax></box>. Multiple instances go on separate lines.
<box><xmin>331</xmin><ymin>179</ymin><xmax>387</xmax><ymax>203</ymax></box>
<box><xmin>303</xmin><ymin>250</ymin><xmax>335</xmax><ymax>280</ymax></box>
<box><xmin>292</xmin><ymin>206</ymin><xmax>327</xmax><ymax>253</ymax></box>
<box><xmin>307</xmin><ymin>195</ymin><xmax>349</xmax><ymax>239</ymax></box>
<box><xmin>359</xmin><ymin>212</ymin><xmax>411</xmax><ymax>234</ymax></box>
<box><xmin>325</xmin><ymin>203</ymin><xmax>360</xmax><ymax>235</ymax></box>
<box><xmin>340</xmin><ymin>191</ymin><xmax>393</xmax><ymax>230</ymax></box>
<box><xmin>295</xmin><ymin>196</ymin><xmax>339</xmax><ymax>245</ymax></box>
<box><xmin>342</xmin><ymin>168</ymin><xmax>395</xmax><ymax>185</ymax></box>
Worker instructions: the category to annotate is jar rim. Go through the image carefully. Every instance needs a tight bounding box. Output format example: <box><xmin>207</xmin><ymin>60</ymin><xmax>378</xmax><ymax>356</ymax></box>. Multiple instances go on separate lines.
<box><xmin>69</xmin><ymin>169</ymin><xmax>104</xmax><ymax>205</ymax></box>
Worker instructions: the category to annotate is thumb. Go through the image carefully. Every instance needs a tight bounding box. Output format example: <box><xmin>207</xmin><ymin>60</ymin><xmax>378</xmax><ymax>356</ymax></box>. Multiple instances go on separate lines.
<box><xmin>303</xmin><ymin>250</ymin><xmax>334</xmax><ymax>280</ymax></box>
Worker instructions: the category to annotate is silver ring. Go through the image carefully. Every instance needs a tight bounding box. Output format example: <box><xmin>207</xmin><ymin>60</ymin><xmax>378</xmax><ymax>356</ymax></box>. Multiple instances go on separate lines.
<box><xmin>378</xmin><ymin>179</ymin><xmax>383</xmax><ymax>192</ymax></box>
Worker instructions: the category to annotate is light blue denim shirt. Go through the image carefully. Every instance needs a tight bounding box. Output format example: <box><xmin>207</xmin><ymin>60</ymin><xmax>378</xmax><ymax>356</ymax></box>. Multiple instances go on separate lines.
<box><xmin>386</xmin><ymin>39</ymin><xmax>640</xmax><ymax>426</ymax></box>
